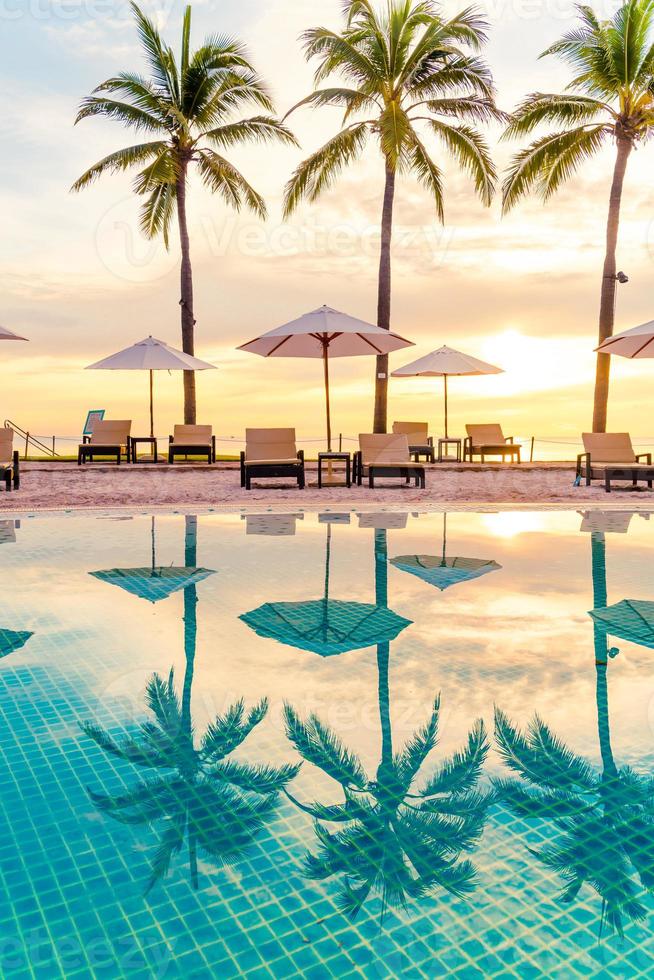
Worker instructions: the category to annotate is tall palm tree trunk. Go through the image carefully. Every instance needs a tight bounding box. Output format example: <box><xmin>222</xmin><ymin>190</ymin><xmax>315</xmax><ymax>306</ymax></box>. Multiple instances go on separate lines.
<box><xmin>590</xmin><ymin>531</ymin><xmax>618</xmax><ymax>778</ymax></box>
<box><xmin>374</xmin><ymin>528</ymin><xmax>393</xmax><ymax>767</ymax></box>
<box><xmin>181</xmin><ymin>515</ymin><xmax>198</xmax><ymax>733</ymax></box>
<box><xmin>176</xmin><ymin>160</ymin><xmax>197</xmax><ymax>425</ymax></box>
<box><xmin>592</xmin><ymin>136</ymin><xmax>632</xmax><ymax>433</ymax></box>
<box><xmin>373</xmin><ymin>164</ymin><xmax>396</xmax><ymax>433</ymax></box>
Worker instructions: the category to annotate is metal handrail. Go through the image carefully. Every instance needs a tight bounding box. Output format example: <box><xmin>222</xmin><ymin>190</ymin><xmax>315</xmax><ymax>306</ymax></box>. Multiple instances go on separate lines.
<box><xmin>4</xmin><ymin>420</ymin><xmax>60</xmax><ymax>459</ymax></box>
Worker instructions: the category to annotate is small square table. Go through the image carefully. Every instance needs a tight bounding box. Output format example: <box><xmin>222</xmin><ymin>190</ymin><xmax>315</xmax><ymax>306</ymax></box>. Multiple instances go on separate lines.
<box><xmin>318</xmin><ymin>452</ymin><xmax>351</xmax><ymax>489</ymax></box>
<box><xmin>131</xmin><ymin>436</ymin><xmax>160</xmax><ymax>464</ymax></box>
<box><xmin>438</xmin><ymin>438</ymin><xmax>462</xmax><ymax>463</ymax></box>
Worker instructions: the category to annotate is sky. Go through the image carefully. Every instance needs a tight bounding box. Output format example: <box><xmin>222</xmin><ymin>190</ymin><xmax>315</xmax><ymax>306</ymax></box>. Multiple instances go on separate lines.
<box><xmin>2</xmin><ymin>0</ymin><xmax>654</xmax><ymax>455</ymax></box>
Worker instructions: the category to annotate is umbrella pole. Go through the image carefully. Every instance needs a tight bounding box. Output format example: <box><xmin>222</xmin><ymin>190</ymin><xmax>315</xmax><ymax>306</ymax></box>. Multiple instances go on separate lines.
<box><xmin>322</xmin><ymin>341</ymin><xmax>332</xmax><ymax>452</ymax></box>
<box><xmin>443</xmin><ymin>374</ymin><xmax>448</xmax><ymax>439</ymax></box>
<box><xmin>149</xmin><ymin>369</ymin><xmax>154</xmax><ymax>439</ymax></box>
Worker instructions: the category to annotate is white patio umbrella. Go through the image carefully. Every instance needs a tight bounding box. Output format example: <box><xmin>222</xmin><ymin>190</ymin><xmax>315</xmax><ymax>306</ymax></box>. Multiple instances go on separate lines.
<box><xmin>238</xmin><ymin>305</ymin><xmax>414</xmax><ymax>451</ymax></box>
<box><xmin>596</xmin><ymin>320</ymin><xmax>654</xmax><ymax>358</ymax></box>
<box><xmin>86</xmin><ymin>336</ymin><xmax>216</xmax><ymax>437</ymax></box>
<box><xmin>0</xmin><ymin>325</ymin><xmax>28</xmax><ymax>341</ymax></box>
<box><xmin>392</xmin><ymin>345</ymin><xmax>503</xmax><ymax>437</ymax></box>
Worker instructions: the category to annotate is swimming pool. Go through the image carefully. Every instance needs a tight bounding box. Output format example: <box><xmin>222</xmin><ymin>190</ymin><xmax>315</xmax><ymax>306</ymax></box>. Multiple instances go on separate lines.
<box><xmin>1</xmin><ymin>508</ymin><xmax>653</xmax><ymax>977</ymax></box>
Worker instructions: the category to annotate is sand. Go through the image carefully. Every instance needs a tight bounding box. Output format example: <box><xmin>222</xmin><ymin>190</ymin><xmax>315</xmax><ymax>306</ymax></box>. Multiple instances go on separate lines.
<box><xmin>2</xmin><ymin>461</ymin><xmax>653</xmax><ymax>511</ymax></box>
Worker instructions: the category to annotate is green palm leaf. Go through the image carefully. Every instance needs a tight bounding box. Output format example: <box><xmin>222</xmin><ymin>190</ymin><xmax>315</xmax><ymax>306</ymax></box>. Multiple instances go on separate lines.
<box><xmin>420</xmin><ymin>719</ymin><xmax>488</xmax><ymax>797</ymax></box>
<box><xmin>284</xmin><ymin>704</ymin><xmax>367</xmax><ymax>788</ymax></box>
<box><xmin>283</xmin><ymin>123</ymin><xmax>370</xmax><ymax>216</ymax></box>
<box><xmin>209</xmin><ymin>759</ymin><xmax>301</xmax><ymax>794</ymax></box>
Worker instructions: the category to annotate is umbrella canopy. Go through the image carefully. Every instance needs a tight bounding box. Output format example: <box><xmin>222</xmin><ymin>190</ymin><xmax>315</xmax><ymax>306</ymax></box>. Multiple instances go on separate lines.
<box><xmin>596</xmin><ymin>320</ymin><xmax>654</xmax><ymax>358</ymax></box>
<box><xmin>90</xmin><ymin>566</ymin><xmax>215</xmax><ymax>603</ymax></box>
<box><xmin>0</xmin><ymin>325</ymin><xmax>28</xmax><ymax>341</ymax></box>
<box><xmin>391</xmin><ymin>554</ymin><xmax>501</xmax><ymax>591</ymax></box>
<box><xmin>86</xmin><ymin>336</ymin><xmax>216</xmax><ymax>437</ymax></box>
<box><xmin>0</xmin><ymin>629</ymin><xmax>33</xmax><ymax>659</ymax></box>
<box><xmin>238</xmin><ymin>305</ymin><xmax>413</xmax><ymax>451</ymax></box>
<box><xmin>590</xmin><ymin>599</ymin><xmax>654</xmax><ymax>650</ymax></box>
<box><xmin>392</xmin><ymin>345</ymin><xmax>503</xmax><ymax>437</ymax></box>
<box><xmin>240</xmin><ymin>598</ymin><xmax>411</xmax><ymax>656</ymax></box>
<box><xmin>390</xmin><ymin>513</ymin><xmax>501</xmax><ymax>591</ymax></box>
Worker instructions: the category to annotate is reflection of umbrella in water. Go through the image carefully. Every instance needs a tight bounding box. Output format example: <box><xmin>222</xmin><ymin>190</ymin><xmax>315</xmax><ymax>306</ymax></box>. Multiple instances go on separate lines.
<box><xmin>0</xmin><ymin>629</ymin><xmax>33</xmax><ymax>659</ymax></box>
<box><xmin>590</xmin><ymin>600</ymin><xmax>654</xmax><ymax>651</ymax></box>
<box><xmin>90</xmin><ymin>516</ymin><xmax>215</xmax><ymax>603</ymax></box>
<box><xmin>240</xmin><ymin>522</ymin><xmax>412</xmax><ymax>656</ymax></box>
<box><xmin>391</xmin><ymin>513</ymin><xmax>500</xmax><ymax>591</ymax></box>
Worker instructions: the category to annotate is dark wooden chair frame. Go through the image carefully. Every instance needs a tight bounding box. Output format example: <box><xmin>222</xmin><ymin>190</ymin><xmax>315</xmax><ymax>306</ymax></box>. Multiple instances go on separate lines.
<box><xmin>78</xmin><ymin>437</ymin><xmax>131</xmax><ymax>465</ymax></box>
<box><xmin>576</xmin><ymin>451</ymin><xmax>653</xmax><ymax>488</ymax></box>
<box><xmin>240</xmin><ymin>451</ymin><xmax>305</xmax><ymax>490</ymax></box>
<box><xmin>168</xmin><ymin>435</ymin><xmax>216</xmax><ymax>465</ymax></box>
<box><xmin>1</xmin><ymin>451</ymin><xmax>20</xmax><ymax>491</ymax></box>
<box><xmin>353</xmin><ymin>452</ymin><xmax>426</xmax><ymax>489</ymax></box>
<box><xmin>408</xmin><ymin>437</ymin><xmax>435</xmax><ymax>463</ymax></box>
<box><xmin>463</xmin><ymin>436</ymin><xmax>521</xmax><ymax>463</ymax></box>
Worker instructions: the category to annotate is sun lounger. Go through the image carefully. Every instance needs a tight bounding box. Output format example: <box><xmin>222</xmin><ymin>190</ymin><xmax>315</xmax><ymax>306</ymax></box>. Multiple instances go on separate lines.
<box><xmin>577</xmin><ymin>433</ymin><xmax>653</xmax><ymax>490</ymax></box>
<box><xmin>354</xmin><ymin>434</ymin><xmax>426</xmax><ymax>488</ymax></box>
<box><xmin>240</xmin><ymin>429</ymin><xmax>305</xmax><ymax>490</ymax></box>
<box><xmin>78</xmin><ymin>420</ymin><xmax>132</xmax><ymax>465</ymax></box>
<box><xmin>392</xmin><ymin>422</ymin><xmax>434</xmax><ymax>462</ymax></box>
<box><xmin>168</xmin><ymin>425</ymin><xmax>216</xmax><ymax>465</ymax></box>
<box><xmin>0</xmin><ymin>429</ymin><xmax>19</xmax><ymax>491</ymax></box>
<box><xmin>464</xmin><ymin>424</ymin><xmax>521</xmax><ymax>463</ymax></box>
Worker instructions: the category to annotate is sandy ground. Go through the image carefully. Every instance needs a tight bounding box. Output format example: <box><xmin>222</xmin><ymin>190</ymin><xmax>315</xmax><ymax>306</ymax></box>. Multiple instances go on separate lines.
<box><xmin>2</xmin><ymin>461</ymin><xmax>654</xmax><ymax>510</ymax></box>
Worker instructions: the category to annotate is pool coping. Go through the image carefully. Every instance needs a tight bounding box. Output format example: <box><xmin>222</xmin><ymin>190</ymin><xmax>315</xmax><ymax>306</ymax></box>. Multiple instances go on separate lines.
<box><xmin>3</xmin><ymin>501</ymin><xmax>654</xmax><ymax>518</ymax></box>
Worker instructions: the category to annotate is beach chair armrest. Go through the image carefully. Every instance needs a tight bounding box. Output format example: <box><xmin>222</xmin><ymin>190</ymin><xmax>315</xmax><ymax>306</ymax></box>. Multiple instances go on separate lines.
<box><xmin>427</xmin><ymin>436</ymin><xmax>434</xmax><ymax>447</ymax></box>
<box><xmin>12</xmin><ymin>451</ymin><xmax>19</xmax><ymax>490</ymax></box>
<box><xmin>297</xmin><ymin>450</ymin><xmax>305</xmax><ymax>464</ymax></box>
<box><xmin>636</xmin><ymin>452</ymin><xmax>652</xmax><ymax>464</ymax></box>
<box><xmin>83</xmin><ymin>435</ymin><xmax>91</xmax><ymax>444</ymax></box>
<box><xmin>504</xmin><ymin>436</ymin><xmax>515</xmax><ymax>444</ymax></box>
<box><xmin>212</xmin><ymin>435</ymin><xmax>217</xmax><ymax>463</ymax></box>
<box><xmin>168</xmin><ymin>434</ymin><xmax>174</xmax><ymax>445</ymax></box>
<box><xmin>576</xmin><ymin>451</ymin><xmax>590</xmax><ymax>477</ymax></box>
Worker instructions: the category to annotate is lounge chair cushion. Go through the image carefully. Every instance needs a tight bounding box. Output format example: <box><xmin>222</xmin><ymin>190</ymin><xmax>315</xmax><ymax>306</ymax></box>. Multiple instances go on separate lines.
<box><xmin>245</xmin><ymin>428</ymin><xmax>298</xmax><ymax>462</ymax></box>
<box><xmin>359</xmin><ymin>433</ymin><xmax>412</xmax><ymax>465</ymax></box>
<box><xmin>466</xmin><ymin>424</ymin><xmax>507</xmax><ymax>447</ymax></box>
<box><xmin>82</xmin><ymin>420</ymin><xmax>132</xmax><ymax>447</ymax></box>
<box><xmin>582</xmin><ymin>432</ymin><xmax>636</xmax><ymax>463</ymax></box>
<box><xmin>173</xmin><ymin>424</ymin><xmax>213</xmax><ymax>446</ymax></box>
<box><xmin>0</xmin><ymin>430</ymin><xmax>13</xmax><ymax>463</ymax></box>
<box><xmin>392</xmin><ymin>421</ymin><xmax>430</xmax><ymax>440</ymax></box>
<box><xmin>244</xmin><ymin>458</ymin><xmax>300</xmax><ymax>466</ymax></box>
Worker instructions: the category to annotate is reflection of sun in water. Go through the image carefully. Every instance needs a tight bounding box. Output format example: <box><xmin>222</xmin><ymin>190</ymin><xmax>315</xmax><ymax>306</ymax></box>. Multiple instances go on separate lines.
<box><xmin>480</xmin><ymin>512</ymin><xmax>550</xmax><ymax>539</ymax></box>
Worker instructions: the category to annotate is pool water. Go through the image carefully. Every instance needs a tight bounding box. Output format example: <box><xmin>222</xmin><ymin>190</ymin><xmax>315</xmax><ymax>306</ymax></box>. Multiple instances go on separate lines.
<box><xmin>1</xmin><ymin>508</ymin><xmax>654</xmax><ymax>978</ymax></box>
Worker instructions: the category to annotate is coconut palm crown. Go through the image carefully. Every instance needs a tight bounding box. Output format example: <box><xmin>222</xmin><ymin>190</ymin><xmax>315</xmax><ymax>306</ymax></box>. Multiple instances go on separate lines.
<box><xmin>283</xmin><ymin>0</ymin><xmax>503</xmax><ymax>432</ymax></box>
<box><xmin>501</xmin><ymin>0</ymin><xmax>654</xmax><ymax>432</ymax></box>
<box><xmin>72</xmin><ymin>2</ymin><xmax>296</xmax><ymax>424</ymax></box>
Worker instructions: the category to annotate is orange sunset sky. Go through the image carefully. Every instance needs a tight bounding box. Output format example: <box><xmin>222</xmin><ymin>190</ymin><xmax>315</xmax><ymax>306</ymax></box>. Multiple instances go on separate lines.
<box><xmin>2</xmin><ymin>0</ymin><xmax>654</xmax><ymax>452</ymax></box>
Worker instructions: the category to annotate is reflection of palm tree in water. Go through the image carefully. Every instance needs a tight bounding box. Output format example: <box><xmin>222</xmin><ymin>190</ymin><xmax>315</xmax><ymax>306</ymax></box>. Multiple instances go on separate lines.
<box><xmin>495</xmin><ymin>529</ymin><xmax>654</xmax><ymax>937</ymax></box>
<box><xmin>285</xmin><ymin>526</ymin><xmax>491</xmax><ymax>921</ymax></box>
<box><xmin>82</xmin><ymin>516</ymin><xmax>299</xmax><ymax>891</ymax></box>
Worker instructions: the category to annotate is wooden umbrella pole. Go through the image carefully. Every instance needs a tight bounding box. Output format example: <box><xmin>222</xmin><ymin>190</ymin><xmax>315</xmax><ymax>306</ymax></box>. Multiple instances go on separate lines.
<box><xmin>444</xmin><ymin>374</ymin><xmax>449</xmax><ymax>439</ymax></box>
<box><xmin>149</xmin><ymin>369</ymin><xmax>155</xmax><ymax>439</ymax></box>
<box><xmin>323</xmin><ymin>340</ymin><xmax>332</xmax><ymax>453</ymax></box>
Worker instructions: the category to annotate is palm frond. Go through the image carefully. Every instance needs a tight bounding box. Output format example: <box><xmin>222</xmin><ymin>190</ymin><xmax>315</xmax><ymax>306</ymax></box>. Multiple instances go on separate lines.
<box><xmin>283</xmin><ymin>123</ymin><xmax>370</xmax><ymax>216</ymax></box>
<box><xmin>283</xmin><ymin>704</ymin><xmax>367</xmax><ymax>788</ymax></box>
<box><xmin>79</xmin><ymin>721</ymin><xmax>170</xmax><ymax>769</ymax></box>
<box><xmin>202</xmin><ymin>116</ymin><xmax>297</xmax><ymax>150</ymax></box>
<box><xmin>75</xmin><ymin>97</ymin><xmax>165</xmax><ymax>134</ymax></box>
<box><xmin>395</xmin><ymin>696</ymin><xmax>440</xmax><ymax>788</ymax></box>
<box><xmin>209</xmin><ymin>759</ymin><xmax>301</xmax><ymax>794</ymax></box>
<box><xmin>139</xmin><ymin>181</ymin><xmax>176</xmax><ymax>247</ymax></box>
<box><xmin>428</xmin><ymin>118</ymin><xmax>496</xmax><ymax>204</ymax></box>
<box><xmin>422</xmin><ymin>95</ymin><xmax>509</xmax><ymax>124</ymax></box>
<box><xmin>130</xmin><ymin>2</ymin><xmax>178</xmax><ymax>102</ymax></box>
<box><xmin>201</xmin><ymin>697</ymin><xmax>268</xmax><ymax>761</ymax></box>
<box><xmin>502</xmin><ymin>124</ymin><xmax>607</xmax><ymax>212</ymax></box>
<box><xmin>196</xmin><ymin>149</ymin><xmax>267</xmax><ymax>218</ymax></box>
<box><xmin>71</xmin><ymin>141</ymin><xmax>167</xmax><ymax>192</ymax></box>
<box><xmin>407</xmin><ymin>131</ymin><xmax>444</xmax><ymax>220</ymax></box>
<box><xmin>503</xmin><ymin>93</ymin><xmax>608</xmax><ymax>140</ymax></box>
<box><xmin>420</xmin><ymin>719</ymin><xmax>488</xmax><ymax>797</ymax></box>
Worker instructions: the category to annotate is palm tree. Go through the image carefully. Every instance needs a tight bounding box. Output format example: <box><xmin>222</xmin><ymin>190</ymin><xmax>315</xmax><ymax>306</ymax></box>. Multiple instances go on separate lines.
<box><xmin>283</xmin><ymin>0</ymin><xmax>502</xmax><ymax>432</ymax></box>
<box><xmin>81</xmin><ymin>515</ymin><xmax>299</xmax><ymax>891</ymax></box>
<box><xmin>501</xmin><ymin>0</ymin><xmax>654</xmax><ymax>432</ymax></box>
<box><xmin>72</xmin><ymin>3</ymin><xmax>297</xmax><ymax>424</ymax></box>
<box><xmin>282</xmin><ymin>527</ymin><xmax>491</xmax><ymax>920</ymax></box>
<box><xmin>493</xmin><ymin>532</ymin><xmax>654</xmax><ymax>937</ymax></box>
